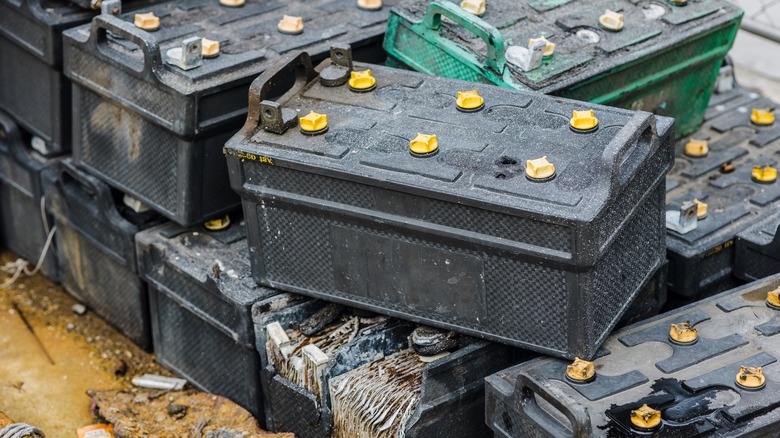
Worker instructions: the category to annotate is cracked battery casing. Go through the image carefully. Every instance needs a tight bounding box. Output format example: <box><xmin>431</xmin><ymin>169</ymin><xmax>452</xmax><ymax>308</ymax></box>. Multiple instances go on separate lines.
<box><xmin>0</xmin><ymin>0</ymin><xmax>162</xmax><ymax>156</ymax></box>
<box><xmin>135</xmin><ymin>220</ymin><xmax>281</xmax><ymax>419</ymax></box>
<box><xmin>735</xmin><ymin>211</ymin><xmax>780</xmax><ymax>282</ymax></box>
<box><xmin>225</xmin><ymin>49</ymin><xmax>675</xmax><ymax>359</ymax></box>
<box><xmin>329</xmin><ymin>337</ymin><xmax>522</xmax><ymax>438</ymax></box>
<box><xmin>62</xmin><ymin>0</ymin><xmax>398</xmax><ymax>225</ymax></box>
<box><xmin>253</xmin><ymin>300</ymin><xmax>415</xmax><ymax>437</ymax></box>
<box><xmin>383</xmin><ymin>0</ymin><xmax>742</xmax><ymax>138</ymax></box>
<box><xmin>666</xmin><ymin>86</ymin><xmax>780</xmax><ymax>297</ymax></box>
<box><xmin>485</xmin><ymin>273</ymin><xmax>780</xmax><ymax>437</ymax></box>
<box><xmin>0</xmin><ymin>110</ymin><xmax>59</xmax><ymax>280</ymax></box>
<box><xmin>43</xmin><ymin>159</ymin><xmax>162</xmax><ymax>350</ymax></box>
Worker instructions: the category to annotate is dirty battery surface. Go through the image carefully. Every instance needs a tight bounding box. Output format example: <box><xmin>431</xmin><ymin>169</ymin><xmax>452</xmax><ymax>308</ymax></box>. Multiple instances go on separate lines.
<box><xmin>136</xmin><ymin>219</ymin><xmax>279</xmax><ymax>419</ymax></box>
<box><xmin>0</xmin><ymin>0</ymin><xmax>161</xmax><ymax>156</ymax></box>
<box><xmin>254</xmin><ymin>300</ymin><xmax>414</xmax><ymax>437</ymax></box>
<box><xmin>226</xmin><ymin>47</ymin><xmax>675</xmax><ymax>359</ymax></box>
<box><xmin>486</xmin><ymin>273</ymin><xmax>780</xmax><ymax>437</ymax></box>
<box><xmin>735</xmin><ymin>211</ymin><xmax>780</xmax><ymax>282</ymax></box>
<box><xmin>383</xmin><ymin>0</ymin><xmax>742</xmax><ymax>138</ymax></box>
<box><xmin>665</xmin><ymin>86</ymin><xmax>780</xmax><ymax>297</ymax></box>
<box><xmin>43</xmin><ymin>160</ymin><xmax>162</xmax><ymax>350</ymax></box>
<box><xmin>0</xmin><ymin>111</ymin><xmax>60</xmax><ymax>280</ymax></box>
<box><xmin>62</xmin><ymin>0</ymin><xmax>398</xmax><ymax>225</ymax></box>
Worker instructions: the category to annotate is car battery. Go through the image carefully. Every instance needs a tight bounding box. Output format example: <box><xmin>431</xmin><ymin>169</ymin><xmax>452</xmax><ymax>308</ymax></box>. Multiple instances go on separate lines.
<box><xmin>0</xmin><ymin>0</ymin><xmax>161</xmax><ymax>156</ymax></box>
<box><xmin>382</xmin><ymin>0</ymin><xmax>742</xmax><ymax>138</ymax></box>
<box><xmin>735</xmin><ymin>211</ymin><xmax>780</xmax><ymax>282</ymax></box>
<box><xmin>485</xmin><ymin>273</ymin><xmax>780</xmax><ymax>437</ymax></box>
<box><xmin>225</xmin><ymin>46</ymin><xmax>675</xmax><ymax>359</ymax></box>
<box><xmin>0</xmin><ymin>111</ymin><xmax>59</xmax><ymax>280</ymax></box>
<box><xmin>136</xmin><ymin>219</ymin><xmax>281</xmax><ymax>419</ymax></box>
<box><xmin>665</xmin><ymin>86</ymin><xmax>780</xmax><ymax>297</ymax></box>
<box><xmin>329</xmin><ymin>334</ymin><xmax>520</xmax><ymax>438</ymax></box>
<box><xmin>63</xmin><ymin>0</ymin><xmax>399</xmax><ymax>226</ymax></box>
<box><xmin>43</xmin><ymin>159</ymin><xmax>162</xmax><ymax>350</ymax></box>
<box><xmin>254</xmin><ymin>299</ymin><xmax>415</xmax><ymax>437</ymax></box>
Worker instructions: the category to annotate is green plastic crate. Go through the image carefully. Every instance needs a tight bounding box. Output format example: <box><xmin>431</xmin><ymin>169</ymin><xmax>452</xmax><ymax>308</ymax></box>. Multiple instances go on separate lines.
<box><xmin>384</xmin><ymin>0</ymin><xmax>742</xmax><ymax>137</ymax></box>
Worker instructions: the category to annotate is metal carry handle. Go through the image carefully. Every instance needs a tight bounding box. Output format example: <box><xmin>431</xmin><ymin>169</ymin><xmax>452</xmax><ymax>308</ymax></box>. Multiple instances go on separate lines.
<box><xmin>516</xmin><ymin>370</ymin><xmax>592</xmax><ymax>437</ymax></box>
<box><xmin>601</xmin><ymin>114</ymin><xmax>658</xmax><ymax>193</ymax></box>
<box><xmin>423</xmin><ymin>0</ymin><xmax>506</xmax><ymax>74</ymax></box>
<box><xmin>89</xmin><ymin>13</ymin><xmax>163</xmax><ymax>81</ymax></box>
<box><xmin>243</xmin><ymin>51</ymin><xmax>317</xmax><ymax>132</ymax></box>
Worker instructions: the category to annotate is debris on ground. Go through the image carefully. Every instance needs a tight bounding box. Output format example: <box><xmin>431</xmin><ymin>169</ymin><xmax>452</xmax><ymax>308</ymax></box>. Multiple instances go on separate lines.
<box><xmin>87</xmin><ymin>389</ymin><xmax>292</xmax><ymax>438</ymax></box>
<box><xmin>130</xmin><ymin>374</ymin><xmax>187</xmax><ymax>390</ymax></box>
<box><xmin>0</xmin><ymin>411</ymin><xmax>46</xmax><ymax>438</ymax></box>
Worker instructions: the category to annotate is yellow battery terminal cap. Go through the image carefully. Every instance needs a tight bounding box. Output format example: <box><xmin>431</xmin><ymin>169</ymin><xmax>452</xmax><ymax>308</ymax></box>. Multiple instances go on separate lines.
<box><xmin>219</xmin><ymin>0</ymin><xmax>245</xmax><ymax>7</ymax></box>
<box><xmin>526</xmin><ymin>156</ymin><xmax>556</xmax><ymax>181</ymax></box>
<box><xmin>565</xmin><ymin>357</ymin><xmax>595</xmax><ymax>382</ymax></box>
<box><xmin>599</xmin><ymin>9</ymin><xmax>624</xmax><ymax>31</ymax></box>
<box><xmin>767</xmin><ymin>287</ymin><xmax>780</xmax><ymax>309</ymax></box>
<box><xmin>278</xmin><ymin>15</ymin><xmax>304</xmax><ymax>34</ymax></box>
<box><xmin>684</xmin><ymin>138</ymin><xmax>709</xmax><ymax>158</ymax></box>
<box><xmin>456</xmin><ymin>90</ymin><xmax>485</xmax><ymax>111</ymax></box>
<box><xmin>410</xmin><ymin>133</ymin><xmax>439</xmax><ymax>156</ymax></box>
<box><xmin>348</xmin><ymin>70</ymin><xmax>377</xmax><ymax>91</ymax></box>
<box><xmin>692</xmin><ymin>199</ymin><xmax>708</xmax><ymax>219</ymax></box>
<box><xmin>570</xmin><ymin>110</ymin><xmax>599</xmax><ymax>132</ymax></box>
<box><xmin>201</xmin><ymin>38</ymin><xmax>220</xmax><ymax>58</ymax></box>
<box><xmin>669</xmin><ymin>321</ymin><xmax>698</xmax><ymax>344</ymax></box>
<box><xmin>134</xmin><ymin>12</ymin><xmax>160</xmax><ymax>31</ymax></box>
<box><xmin>752</xmin><ymin>165</ymin><xmax>778</xmax><ymax>184</ymax></box>
<box><xmin>204</xmin><ymin>214</ymin><xmax>231</xmax><ymax>231</ymax></box>
<box><xmin>668</xmin><ymin>0</ymin><xmax>688</xmax><ymax>6</ymax></box>
<box><xmin>529</xmin><ymin>36</ymin><xmax>555</xmax><ymax>57</ymax></box>
<box><xmin>299</xmin><ymin>111</ymin><xmax>328</xmax><ymax>134</ymax></box>
<box><xmin>736</xmin><ymin>366</ymin><xmax>766</xmax><ymax>390</ymax></box>
<box><xmin>751</xmin><ymin>108</ymin><xmax>775</xmax><ymax>126</ymax></box>
<box><xmin>460</xmin><ymin>0</ymin><xmax>486</xmax><ymax>15</ymax></box>
<box><xmin>357</xmin><ymin>0</ymin><xmax>383</xmax><ymax>11</ymax></box>
<box><xmin>630</xmin><ymin>405</ymin><xmax>661</xmax><ymax>430</ymax></box>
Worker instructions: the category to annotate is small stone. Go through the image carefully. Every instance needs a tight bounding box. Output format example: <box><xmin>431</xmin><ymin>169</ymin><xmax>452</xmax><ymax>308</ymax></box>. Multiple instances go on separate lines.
<box><xmin>86</xmin><ymin>337</ymin><xmax>94</xmax><ymax>343</ymax></box>
<box><xmin>72</xmin><ymin>304</ymin><xmax>87</xmax><ymax>315</ymax></box>
<box><xmin>166</xmin><ymin>403</ymin><xmax>188</xmax><ymax>419</ymax></box>
<box><xmin>66</xmin><ymin>323</ymin><xmax>75</xmax><ymax>331</ymax></box>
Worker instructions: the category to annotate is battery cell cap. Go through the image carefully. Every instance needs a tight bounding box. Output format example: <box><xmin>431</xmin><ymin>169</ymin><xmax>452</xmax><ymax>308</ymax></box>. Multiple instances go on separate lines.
<box><xmin>565</xmin><ymin>357</ymin><xmax>595</xmax><ymax>382</ymax></box>
<box><xmin>751</xmin><ymin>108</ymin><xmax>775</xmax><ymax>126</ymax></box>
<box><xmin>570</xmin><ymin>110</ymin><xmax>599</xmax><ymax>132</ymax></box>
<box><xmin>684</xmin><ymin>138</ymin><xmax>709</xmax><ymax>157</ymax></box>
<box><xmin>752</xmin><ymin>165</ymin><xmax>777</xmax><ymax>184</ymax></box>
<box><xmin>526</xmin><ymin>156</ymin><xmax>555</xmax><ymax>181</ymax></box>
<box><xmin>219</xmin><ymin>0</ymin><xmax>245</xmax><ymax>6</ymax></box>
<box><xmin>300</xmin><ymin>111</ymin><xmax>328</xmax><ymax>134</ymax></box>
<box><xmin>767</xmin><ymin>287</ymin><xmax>780</xmax><ymax>309</ymax></box>
<box><xmin>357</xmin><ymin>0</ymin><xmax>383</xmax><ymax>11</ymax></box>
<box><xmin>692</xmin><ymin>199</ymin><xmax>708</xmax><ymax>219</ymax></box>
<box><xmin>630</xmin><ymin>404</ymin><xmax>661</xmax><ymax>430</ymax></box>
<box><xmin>456</xmin><ymin>90</ymin><xmax>484</xmax><ymax>111</ymax></box>
<box><xmin>599</xmin><ymin>10</ymin><xmax>624</xmax><ymax>31</ymax></box>
<box><xmin>460</xmin><ymin>0</ymin><xmax>486</xmax><ymax>16</ymax></box>
<box><xmin>410</xmin><ymin>133</ymin><xmax>439</xmax><ymax>156</ymax></box>
<box><xmin>204</xmin><ymin>214</ymin><xmax>231</xmax><ymax>231</ymax></box>
<box><xmin>669</xmin><ymin>321</ymin><xmax>697</xmax><ymax>344</ymax></box>
<box><xmin>201</xmin><ymin>38</ymin><xmax>220</xmax><ymax>58</ymax></box>
<box><xmin>278</xmin><ymin>15</ymin><xmax>304</xmax><ymax>34</ymax></box>
<box><xmin>134</xmin><ymin>12</ymin><xmax>160</xmax><ymax>31</ymax></box>
<box><xmin>348</xmin><ymin>70</ymin><xmax>377</xmax><ymax>91</ymax></box>
<box><xmin>736</xmin><ymin>366</ymin><xmax>766</xmax><ymax>390</ymax></box>
<box><xmin>528</xmin><ymin>36</ymin><xmax>555</xmax><ymax>57</ymax></box>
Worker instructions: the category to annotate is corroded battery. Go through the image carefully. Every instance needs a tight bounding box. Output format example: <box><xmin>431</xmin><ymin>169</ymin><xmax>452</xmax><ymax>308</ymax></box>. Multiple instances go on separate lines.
<box><xmin>226</xmin><ymin>46</ymin><xmax>675</xmax><ymax>359</ymax></box>
<box><xmin>63</xmin><ymin>0</ymin><xmax>397</xmax><ymax>225</ymax></box>
<box><xmin>486</xmin><ymin>273</ymin><xmax>780</xmax><ymax>437</ymax></box>
<box><xmin>666</xmin><ymin>86</ymin><xmax>780</xmax><ymax>297</ymax></box>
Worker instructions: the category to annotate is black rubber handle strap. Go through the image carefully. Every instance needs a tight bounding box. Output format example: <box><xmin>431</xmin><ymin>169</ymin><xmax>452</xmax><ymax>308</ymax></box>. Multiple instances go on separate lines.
<box><xmin>89</xmin><ymin>14</ymin><xmax>163</xmax><ymax>81</ymax></box>
<box><xmin>516</xmin><ymin>370</ymin><xmax>592</xmax><ymax>437</ymax></box>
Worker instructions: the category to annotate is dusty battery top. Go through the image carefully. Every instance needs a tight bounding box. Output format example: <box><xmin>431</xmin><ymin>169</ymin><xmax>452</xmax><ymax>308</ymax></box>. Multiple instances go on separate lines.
<box><xmin>735</xmin><ymin>211</ymin><xmax>780</xmax><ymax>282</ymax></box>
<box><xmin>383</xmin><ymin>0</ymin><xmax>742</xmax><ymax>137</ymax></box>
<box><xmin>225</xmin><ymin>46</ymin><xmax>675</xmax><ymax>359</ymax></box>
<box><xmin>665</xmin><ymin>86</ymin><xmax>780</xmax><ymax>297</ymax></box>
<box><xmin>486</xmin><ymin>273</ymin><xmax>780</xmax><ymax>437</ymax></box>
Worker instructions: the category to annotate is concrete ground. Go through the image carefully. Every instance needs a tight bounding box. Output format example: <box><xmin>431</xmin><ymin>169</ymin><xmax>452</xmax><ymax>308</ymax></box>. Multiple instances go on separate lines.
<box><xmin>730</xmin><ymin>0</ymin><xmax>780</xmax><ymax>99</ymax></box>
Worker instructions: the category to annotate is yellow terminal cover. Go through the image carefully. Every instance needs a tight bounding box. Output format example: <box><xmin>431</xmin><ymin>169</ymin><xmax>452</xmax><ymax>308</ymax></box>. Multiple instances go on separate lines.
<box><xmin>736</xmin><ymin>366</ymin><xmax>765</xmax><ymax>389</ymax></box>
<box><xmin>528</xmin><ymin>36</ymin><xmax>555</xmax><ymax>57</ymax></box>
<box><xmin>300</xmin><ymin>112</ymin><xmax>328</xmax><ymax>132</ymax></box>
<box><xmin>278</xmin><ymin>15</ymin><xmax>304</xmax><ymax>34</ymax></box>
<box><xmin>349</xmin><ymin>70</ymin><xmax>377</xmax><ymax>90</ymax></box>
<box><xmin>410</xmin><ymin>133</ymin><xmax>439</xmax><ymax>155</ymax></box>
<box><xmin>570</xmin><ymin>110</ymin><xmax>599</xmax><ymax>131</ymax></box>
<box><xmin>456</xmin><ymin>90</ymin><xmax>484</xmax><ymax>110</ymax></box>
<box><xmin>630</xmin><ymin>404</ymin><xmax>661</xmax><ymax>429</ymax></box>
<box><xmin>684</xmin><ymin>138</ymin><xmax>709</xmax><ymax>157</ymax></box>
<box><xmin>526</xmin><ymin>156</ymin><xmax>555</xmax><ymax>180</ymax></box>
<box><xmin>460</xmin><ymin>0</ymin><xmax>486</xmax><ymax>16</ymax></box>
<box><xmin>752</xmin><ymin>165</ymin><xmax>778</xmax><ymax>183</ymax></box>
<box><xmin>134</xmin><ymin>12</ymin><xmax>160</xmax><ymax>31</ymax></box>
<box><xmin>565</xmin><ymin>357</ymin><xmax>595</xmax><ymax>381</ymax></box>
<box><xmin>751</xmin><ymin>108</ymin><xmax>775</xmax><ymax>126</ymax></box>
<box><xmin>599</xmin><ymin>9</ymin><xmax>624</xmax><ymax>31</ymax></box>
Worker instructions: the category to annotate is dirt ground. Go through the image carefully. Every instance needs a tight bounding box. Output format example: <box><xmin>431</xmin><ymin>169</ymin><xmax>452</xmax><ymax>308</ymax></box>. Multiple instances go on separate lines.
<box><xmin>0</xmin><ymin>252</ymin><xmax>282</xmax><ymax>437</ymax></box>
